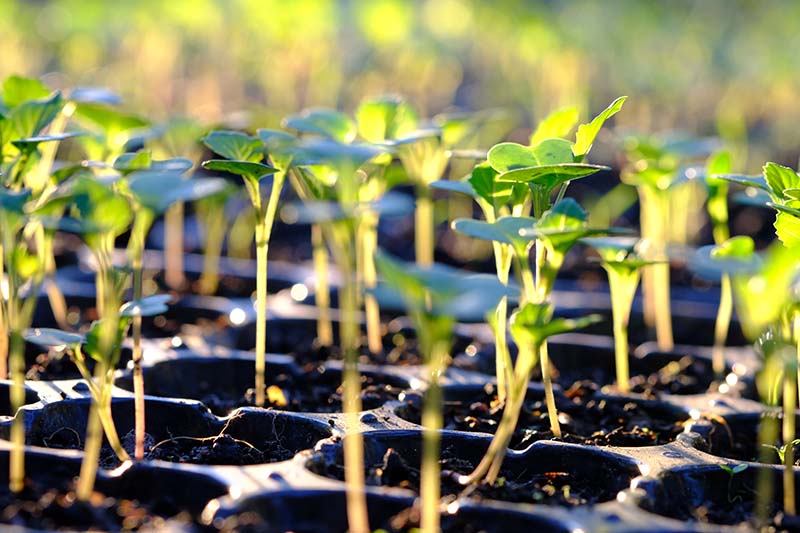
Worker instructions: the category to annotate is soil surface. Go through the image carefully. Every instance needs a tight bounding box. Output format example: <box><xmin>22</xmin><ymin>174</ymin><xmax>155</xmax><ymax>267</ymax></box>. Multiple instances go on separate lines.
<box><xmin>308</xmin><ymin>443</ymin><xmax>624</xmax><ymax>507</ymax></box>
<box><xmin>0</xmin><ymin>480</ymin><xmax>196</xmax><ymax>531</ymax></box>
<box><xmin>396</xmin><ymin>386</ymin><xmax>688</xmax><ymax>449</ymax></box>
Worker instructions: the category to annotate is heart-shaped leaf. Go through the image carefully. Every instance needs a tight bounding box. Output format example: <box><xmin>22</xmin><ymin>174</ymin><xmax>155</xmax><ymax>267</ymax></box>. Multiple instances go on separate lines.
<box><xmin>572</xmin><ymin>96</ymin><xmax>627</xmax><ymax>158</ymax></box>
<box><xmin>128</xmin><ymin>171</ymin><xmax>228</xmax><ymax>214</ymax></box>
<box><xmin>202</xmin><ymin>159</ymin><xmax>277</xmax><ymax>184</ymax></box>
<box><xmin>283</xmin><ymin>108</ymin><xmax>357</xmax><ymax>143</ymax></box>
<box><xmin>202</xmin><ymin>131</ymin><xmax>263</xmax><ymax>162</ymax></box>
<box><xmin>9</xmin><ymin>92</ymin><xmax>64</xmax><ymax>140</ymax></box>
<box><xmin>2</xmin><ymin>76</ymin><xmax>50</xmax><ymax>108</ymax></box>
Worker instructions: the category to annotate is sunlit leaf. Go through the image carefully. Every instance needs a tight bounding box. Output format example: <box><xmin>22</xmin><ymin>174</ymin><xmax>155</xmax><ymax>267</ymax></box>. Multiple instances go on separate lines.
<box><xmin>120</xmin><ymin>294</ymin><xmax>172</xmax><ymax>318</ymax></box>
<box><xmin>572</xmin><ymin>96</ymin><xmax>627</xmax><ymax>158</ymax></box>
<box><xmin>283</xmin><ymin>108</ymin><xmax>357</xmax><ymax>143</ymax></box>
<box><xmin>530</xmin><ymin>106</ymin><xmax>579</xmax><ymax>146</ymax></box>
<box><xmin>2</xmin><ymin>76</ymin><xmax>50</xmax><ymax>108</ymax></box>
<box><xmin>24</xmin><ymin>328</ymin><xmax>84</xmax><ymax>349</ymax></box>
<box><xmin>356</xmin><ymin>95</ymin><xmax>418</xmax><ymax>142</ymax></box>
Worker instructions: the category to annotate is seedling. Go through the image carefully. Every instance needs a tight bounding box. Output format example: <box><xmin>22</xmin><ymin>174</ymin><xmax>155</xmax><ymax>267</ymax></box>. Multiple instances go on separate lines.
<box><xmin>701</xmin><ymin>241</ymin><xmax>800</xmax><ymax>521</ymax></box>
<box><xmin>581</xmin><ymin>236</ymin><xmax>655</xmax><ymax>393</ymax></box>
<box><xmin>123</xmin><ymin>168</ymin><xmax>227</xmax><ymax>459</ymax></box>
<box><xmin>26</xmin><ymin>294</ymin><xmax>170</xmax><ymax>501</ymax></box>
<box><xmin>280</xmin><ymin>137</ymin><xmax>390</xmax><ymax>533</ymax></box>
<box><xmin>463</xmin><ymin>302</ymin><xmax>602</xmax><ymax>485</ymax></box>
<box><xmin>720</xmin><ymin>463</ymin><xmax>749</xmax><ymax>503</ymax></box>
<box><xmin>373</xmin><ymin>252</ymin><xmax>506</xmax><ymax>533</ymax></box>
<box><xmin>691</xmin><ymin>236</ymin><xmax>757</xmax><ymax>379</ymax></box>
<box><xmin>622</xmin><ymin>133</ymin><xmax>719</xmax><ymax>350</ymax></box>
<box><xmin>202</xmin><ymin>131</ymin><xmax>279</xmax><ymax>407</ymax></box>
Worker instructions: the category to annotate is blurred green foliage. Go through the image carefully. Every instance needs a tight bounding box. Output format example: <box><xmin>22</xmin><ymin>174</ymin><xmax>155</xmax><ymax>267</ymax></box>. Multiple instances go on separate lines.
<box><xmin>2</xmin><ymin>0</ymin><xmax>799</xmax><ymax>170</ymax></box>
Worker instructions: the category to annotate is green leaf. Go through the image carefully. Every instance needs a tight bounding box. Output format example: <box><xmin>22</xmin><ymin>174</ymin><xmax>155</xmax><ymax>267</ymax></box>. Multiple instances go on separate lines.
<box><xmin>496</xmin><ymin>163</ymin><xmax>608</xmax><ymax>187</ymax></box>
<box><xmin>468</xmin><ymin>162</ymin><xmax>512</xmax><ymax>205</ymax></box>
<box><xmin>128</xmin><ymin>171</ymin><xmax>228</xmax><ymax>214</ymax></box>
<box><xmin>257</xmin><ymin>129</ymin><xmax>298</xmax><ymax>171</ymax></box>
<box><xmin>690</xmin><ymin>237</ymin><xmax>759</xmax><ymax>281</ymax></box>
<box><xmin>202</xmin><ymin>131</ymin><xmax>263</xmax><ymax>162</ymax></box>
<box><xmin>120</xmin><ymin>294</ymin><xmax>172</xmax><ymax>318</ymax></box>
<box><xmin>530</xmin><ymin>106</ymin><xmax>579</xmax><ymax>146</ymax></box>
<box><xmin>114</xmin><ymin>151</ymin><xmax>152</xmax><ymax>172</ymax></box>
<box><xmin>356</xmin><ymin>96</ymin><xmax>418</xmax><ymax>142</ymax></box>
<box><xmin>572</xmin><ymin>96</ymin><xmax>627</xmax><ymax>158</ymax></box>
<box><xmin>764</xmin><ymin>162</ymin><xmax>800</xmax><ymax>200</ymax></box>
<box><xmin>283</xmin><ymin>108</ymin><xmax>357</xmax><ymax>143</ymax></box>
<box><xmin>9</xmin><ymin>92</ymin><xmax>64</xmax><ymax>139</ymax></box>
<box><xmin>581</xmin><ymin>236</ymin><xmax>642</xmax><ymax>264</ymax></box>
<box><xmin>719</xmin><ymin>173</ymin><xmax>770</xmax><ymax>194</ymax></box>
<box><xmin>452</xmin><ymin>216</ymin><xmax>537</xmax><ymax>254</ymax></box>
<box><xmin>773</xmin><ymin>201</ymin><xmax>800</xmax><ymax>249</ymax></box>
<box><xmin>202</xmin><ymin>159</ymin><xmax>277</xmax><ymax>180</ymax></box>
<box><xmin>2</xmin><ymin>76</ymin><xmax>50</xmax><ymax>108</ymax></box>
<box><xmin>732</xmin><ymin>243</ymin><xmax>800</xmax><ymax>340</ymax></box>
<box><xmin>73</xmin><ymin>103</ymin><xmax>149</xmax><ymax>134</ymax></box>
<box><xmin>510</xmin><ymin>302</ymin><xmax>603</xmax><ymax>347</ymax></box>
<box><xmin>429</xmin><ymin>178</ymin><xmax>478</xmax><ymax>199</ymax></box>
<box><xmin>489</xmin><ymin>139</ymin><xmax>573</xmax><ymax>172</ymax></box>
<box><xmin>373</xmin><ymin>251</ymin><xmax>507</xmax><ymax>322</ymax></box>
<box><xmin>294</xmin><ymin>139</ymin><xmax>386</xmax><ymax>175</ymax></box>
<box><xmin>24</xmin><ymin>328</ymin><xmax>84</xmax><ymax>349</ymax></box>
<box><xmin>534</xmin><ymin>198</ymin><xmax>587</xmax><ymax>233</ymax></box>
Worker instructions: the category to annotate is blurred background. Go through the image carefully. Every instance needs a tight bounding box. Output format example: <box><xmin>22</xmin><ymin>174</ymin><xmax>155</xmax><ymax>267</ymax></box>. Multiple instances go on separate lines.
<box><xmin>2</xmin><ymin>0</ymin><xmax>799</xmax><ymax>172</ymax></box>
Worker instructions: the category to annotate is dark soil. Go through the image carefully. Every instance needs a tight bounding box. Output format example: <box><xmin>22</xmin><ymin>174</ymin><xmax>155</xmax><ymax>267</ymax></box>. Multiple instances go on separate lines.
<box><xmin>308</xmin><ymin>444</ymin><xmax>622</xmax><ymax>507</ymax></box>
<box><xmin>0</xmin><ymin>480</ymin><xmax>195</xmax><ymax>531</ymax></box>
<box><xmin>396</xmin><ymin>386</ymin><xmax>688</xmax><ymax>449</ymax></box>
<box><xmin>197</xmin><ymin>363</ymin><xmax>406</xmax><ymax>417</ymax></box>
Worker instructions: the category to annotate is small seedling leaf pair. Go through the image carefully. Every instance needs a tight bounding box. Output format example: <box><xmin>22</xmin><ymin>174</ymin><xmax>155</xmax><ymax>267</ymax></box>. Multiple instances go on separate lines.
<box><xmin>510</xmin><ymin>302</ymin><xmax>603</xmax><ymax>348</ymax></box>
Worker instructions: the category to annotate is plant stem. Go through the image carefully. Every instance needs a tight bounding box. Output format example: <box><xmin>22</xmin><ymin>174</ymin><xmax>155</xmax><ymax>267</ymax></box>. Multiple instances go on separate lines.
<box><xmin>515</xmin><ymin>252</ymin><xmax>536</xmax><ymax>304</ymax></box>
<box><xmin>77</xmin><ymin>362</ymin><xmax>108</xmax><ymax>501</ymax></box>
<box><xmin>492</xmin><ymin>243</ymin><xmax>513</xmax><ymax>404</ymax></box>
<box><xmin>0</xmin><ymin>242</ymin><xmax>7</xmax><ymax>380</ymax></box>
<box><xmin>254</xmin><ymin>216</ymin><xmax>268</xmax><ymax>407</ymax></box>
<box><xmin>642</xmin><ymin>188</ymin><xmax>673</xmax><ymax>350</ymax></box>
<box><xmin>607</xmin><ymin>266</ymin><xmax>639</xmax><ymax>393</ymax></box>
<box><xmin>312</xmin><ymin>224</ymin><xmax>333</xmax><ymax>347</ymax></box>
<box><xmin>164</xmin><ymin>202</ymin><xmax>185</xmax><ymax>290</ymax></box>
<box><xmin>129</xmin><ymin>212</ymin><xmax>152</xmax><ymax>461</ymax></box>
<box><xmin>42</xmin><ymin>233</ymin><xmax>70</xmax><ymax>330</ymax></box>
<box><xmin>783</xmin><ymin>366</ymin><xmax>796</xmax><ymax>516</ymax></box>
<box><xmin>335</xmin><ymin>225</ymin><xmax>369</xmax><ymax>533</ymax></box>
<box><xmin>540</xmin><ymin>341</ymin><xmax>561</xmax><ymax>438</ymax></box>
<box><xmin>713</xmin><ymin>274</ymin><xmax>733</xmax><ymax>379</ymax></box>
<box><xmin>360</xmin><ymin>212</ymin><xmax>382</xmax><ymax>354</ymax></box>
<box><xmin>9</xmin><ymin>329</ymin><xmax>25</xmax><ymax>493</ymax></box>
<box><xmin>198</xmin><ymin>201</ymin><xmax>226</xmax><ymax>295</ymax></box>
<box><xmin>420</xmin><ymin>339</ymin><xmax>448</xmax><ymax>533</ymax></box>
<box><xmin>415</xmin><ymin>186</ymin><xmax>434</xmax><ymax>267</ymax></box>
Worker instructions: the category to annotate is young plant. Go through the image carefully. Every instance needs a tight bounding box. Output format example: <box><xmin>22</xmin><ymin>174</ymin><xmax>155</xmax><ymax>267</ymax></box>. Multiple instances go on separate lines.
<box><xmin>698</xmin><ymin>239</ymin><xmax>799</xmax><ymax>521</ymax></box>
<box><xmin>123</xmin><ymin>168</ymin><xmax>227</xmax><ymax>459</ymax></box>
<box><xmin>201</xmin><ymin>131</ymin><xmax>280</xmax><ymax>407</ymax></box>
<box><xmin>621</xmin><ymin>134</ymin><xmax>719</xmax><ymax>350</ymax></box>
<box><xmin>0</xmin><ymin>187</ymin><xmax>46</xmax><ymax>493</ymax></box>
<box><xmin>373</xmin><ymin>252</ymin><xmax>506</xmax><ymax>533</ymax></box>
<box><xmin>26</xmin><ymin>294</ymin><xmax>170</xmax><ymax>501</ymax></box>
<box><xmin>463</xmin><ymin>302</ymin><xmax>601</xmax><ymax>485</ymax></box>
<box><xmin>280</xmin><ymin>137</ymin><xmax>391</xmax><ymax>533</ymax></box>
<box><xmin>581</xmin><ymin>236</ymin><xmax>654</xmax><ymax>393</ymax></box>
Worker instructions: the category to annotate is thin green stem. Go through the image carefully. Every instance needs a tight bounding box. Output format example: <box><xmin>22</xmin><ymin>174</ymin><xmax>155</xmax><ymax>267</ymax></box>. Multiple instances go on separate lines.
<box><xmin>415</xmin><ymin>186</ymin><xmax>434</xmax><ymax>267</ymax></box>
<box><xmin>164</xmin><ymin>202</ymin><xmax>185</xmax><ymax>290</ymax></box>
<box><xmin>198</xmin><ymin>202</ymin><xmax>226</xmax><ymax>295</ymax></box>
<box><xmin>420</xmin><ymin>339</ymin><xmax>448</xmax><ymax>533</ymax></box>
<box><xmin>254</xmin><ymin>217</ymin><xmax>268</xmax><ymax>407</ymax></box>
<box><xmin>713</xmin><ymin>274</ymin><xmax>733</xmax><ymax>379</ymax></box>
<box><xmin>312</xmin><ymin>224</ymin><xmax>333</xmax><ymax>347</ymax></box>
<box><xmin>76</xmin><ymin>363</ymin><xmax>107</xmax><ymax>501</ymax></box>
<box><xmin>540</xmin><ymin>341</ymin><xmax>561</xmax><ymax>438</ymax></box>
<box><xmin>783</xmin><ymin>366</ymin><xmax>796</xmax><ymax>516</ymax></box>
<box><xmin>130</xmin><ymin>211</ymin><xmax>153</xmax><ymax>460</ymax></box>
<box><xmin>607</xmin><ymin>266</ymin><xmax>639</xmax><ymax>393</ymax></box>
<box><xmin>9</xmin><ymin>329</ymin><xmax>25</xmax><ymax>493</ymax></box>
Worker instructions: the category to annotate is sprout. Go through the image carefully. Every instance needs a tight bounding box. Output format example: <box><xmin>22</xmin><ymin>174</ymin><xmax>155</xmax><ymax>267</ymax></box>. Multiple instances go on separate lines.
<box><xmin>202</xmin><ymin>131</ymin><xmax>280</xmax><ymax>408</ymax></box>
<box><xmin>582</xmin><ymin>236</ymin><xmax>655</xmax><ymax>392</ymax></box>
<box><xmin>25</xmin><ymin>294</ymin><xmax>170</xmax><ymax>501</ymax></box>
<box><xmin>373</xmin><ymin>251</ymin><xmax>506</xmax><ymax>533</ymax></box>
